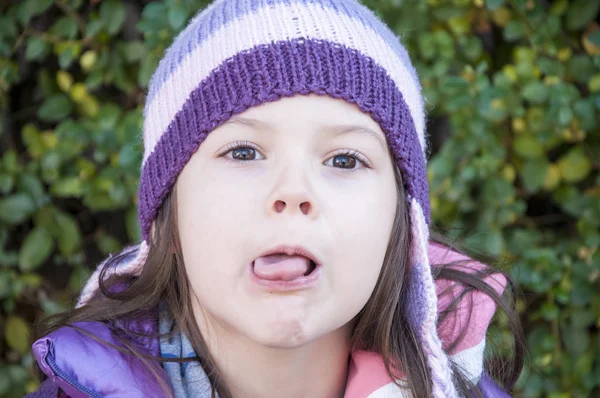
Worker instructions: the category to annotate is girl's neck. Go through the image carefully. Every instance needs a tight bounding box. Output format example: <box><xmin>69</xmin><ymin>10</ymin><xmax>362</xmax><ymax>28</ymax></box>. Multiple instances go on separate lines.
<box><xmin>195</xmin><ymin>309</ymin><xmax>352</xmax><ymax>398</ymax></box>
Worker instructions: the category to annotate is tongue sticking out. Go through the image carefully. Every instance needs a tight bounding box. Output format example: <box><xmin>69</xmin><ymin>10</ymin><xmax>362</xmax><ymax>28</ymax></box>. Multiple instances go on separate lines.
<box><xmin>253</xmin><ymin>254</ymin><xmax>312</xmax><ymax>281</ymax></box>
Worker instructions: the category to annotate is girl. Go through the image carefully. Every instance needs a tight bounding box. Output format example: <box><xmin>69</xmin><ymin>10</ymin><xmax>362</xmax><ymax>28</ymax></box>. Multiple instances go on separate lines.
<box><xmin>28</xmin><ymin>0</ymin><xmax>524</xmax><ymax>397</ymax></box>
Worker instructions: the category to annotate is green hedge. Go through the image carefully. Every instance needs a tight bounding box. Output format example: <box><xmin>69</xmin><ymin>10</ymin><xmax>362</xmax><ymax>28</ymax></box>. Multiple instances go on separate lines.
<box><xmin>1</xmin><ymin>0</ymin><xmax>599</xmax><ymax>396</ymax></box>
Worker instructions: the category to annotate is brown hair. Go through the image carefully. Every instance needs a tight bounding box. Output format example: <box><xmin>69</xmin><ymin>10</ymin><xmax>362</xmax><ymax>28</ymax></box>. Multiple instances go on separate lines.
<box><xmin>37</xmin><ymin>165</ymin><xmax>525</xmax><ymax>397</ymax></box>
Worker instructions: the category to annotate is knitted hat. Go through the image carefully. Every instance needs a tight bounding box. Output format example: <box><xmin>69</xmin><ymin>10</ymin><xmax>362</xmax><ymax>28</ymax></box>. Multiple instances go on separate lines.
<box><xmin>79</xmin><ymin>0</ymin><xmax>459</xmax><ymax>396</ymax></box>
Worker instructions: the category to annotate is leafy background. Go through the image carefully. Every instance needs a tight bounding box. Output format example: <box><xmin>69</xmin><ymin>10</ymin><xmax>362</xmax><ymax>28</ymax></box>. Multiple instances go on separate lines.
<box><xmin>0</xmin><ymin>0</ymin><xmax>598</xmax><ymax>396</ymax></box>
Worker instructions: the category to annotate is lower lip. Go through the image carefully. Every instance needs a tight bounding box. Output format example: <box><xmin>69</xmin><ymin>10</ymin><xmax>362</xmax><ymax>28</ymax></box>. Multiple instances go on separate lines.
<box><xmin>249</xmin><ymin>263</ymin><xmax>322</xmax><ymax>292</ymax></box>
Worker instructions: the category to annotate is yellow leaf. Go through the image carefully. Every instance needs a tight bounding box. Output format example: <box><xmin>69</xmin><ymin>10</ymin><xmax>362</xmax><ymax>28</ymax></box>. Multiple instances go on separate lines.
<box><xmin>501</xmin><ymin>164</ymin><xmax>516</xmax><ymax>182</ymax></box>
<box><xmin>5</xmin><ymin>316</ymin><xmax>30</xmax><ymax>354</ymax></box>
<box><xmin>503</xmin><ymin>64</ymin><xmax>518</xmax><ymax>83</ymax></box>
<box><xmin>583</xmin><ymin>28</ymin><xmax>600</xmax><ymax>56</ymax></box>
<box><xmin>544</xmin><ymin>76</ymin><xmax>561</xmax><ymax>86</ymax></box>
<box><xmin>511</xmin><ymin>117</ymin><xmax>526</xmax><ymax>133</ymax></box>
<box><xmin>56</xmin><ymin>70</ymin><xmax>73</xmax><ymax>92</ymax></box>
<box><xmin>557</xmin><ymin>147</ymin><xmax>592</xmax><ymax>182</ymax></box>
<box><xmin>70</xmin><ymin>83</ymin><xmax>88</xmax><ymax>103</ymax></box>
<box><xmin>557</xmin><ymin>47</ymin><xmax>572</xmax><ymax>62</ymax></box>
<box><xmin>543</xmin><ymin>164</ymin><xmax>561</xmax><ymax>190</ymax></box>
<box><xmin>589</xmin><ymin>74</ymin><xmax>600</xmax><ymax>92</ymax></box>
<box><xmin>80</xmin><ymin>50</ymin><xmax>98</xmax><ymax>72</ymax></box>
<box><xmin>492</xmin><ymin>7</ymin><xmax>511</xmax><ymax>27</ymax></box>
<box><xmin>77</xmin><ymin>96</ymin><xmax>100</xmax><ymax>117</ymax></box>
<box><xmin>40</xmin><ymin>131</ymin><xmax>57</xmax><ymax>149</ymax></box>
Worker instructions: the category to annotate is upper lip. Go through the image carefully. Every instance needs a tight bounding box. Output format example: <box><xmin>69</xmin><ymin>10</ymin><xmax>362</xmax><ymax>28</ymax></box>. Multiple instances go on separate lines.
<box><xmin>254</xmin><ymin>244</ymin><xmax>321</xmax><ymax>265</ymax></box>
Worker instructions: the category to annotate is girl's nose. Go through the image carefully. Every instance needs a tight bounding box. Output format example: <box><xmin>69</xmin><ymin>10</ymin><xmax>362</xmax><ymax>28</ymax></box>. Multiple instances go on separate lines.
<box><xmin>266</xmin><ymin>163</ymin><xmax>319</xmax><ymax>219</ymax></box>
<box><xmin>274</xmin><ymin>198</ymin><xmax>312</xmax><ymax>215</ymax></box>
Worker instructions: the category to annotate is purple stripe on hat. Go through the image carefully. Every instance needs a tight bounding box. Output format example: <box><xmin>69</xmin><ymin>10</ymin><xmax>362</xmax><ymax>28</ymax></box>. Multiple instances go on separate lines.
<box><xmin>138</xmin><ymin>38</ymin><xmax>429</xmax><ymax>241</ymax></box>
<box><xmin>146</xmin><ymin>0</ymin><xmax>421</xmax><ymax>105</ymax></box>
<box><xmin>405</xmin><ymin>260</ymin><xmax>430</xmax><ymax>329</ymax></box>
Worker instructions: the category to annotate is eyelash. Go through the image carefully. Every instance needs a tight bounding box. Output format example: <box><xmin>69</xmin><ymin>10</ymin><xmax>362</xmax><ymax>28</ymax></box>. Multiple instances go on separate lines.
<box><xmin>219</xmin><ymin>141</ymin><xmax>371</xmax><ymax>171</ymax></box>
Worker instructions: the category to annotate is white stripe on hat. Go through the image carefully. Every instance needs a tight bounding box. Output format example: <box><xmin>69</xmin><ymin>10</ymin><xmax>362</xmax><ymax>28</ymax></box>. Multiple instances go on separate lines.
<box><xmin>142</xmin><ymin>1</ymin><xmax>426</xmax><ymax>164</ymax></box>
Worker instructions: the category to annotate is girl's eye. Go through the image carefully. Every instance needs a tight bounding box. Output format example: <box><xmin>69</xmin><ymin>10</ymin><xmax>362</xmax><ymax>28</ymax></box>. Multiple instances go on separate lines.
<box><xmin>325</xmin><ymin>151</ymin><xmax>370</xmax><ymax>171</ymax></box>
<box><xmin>221</xmin><ymin>142</ymin><xmax>264</xmax><ymax>162</ymax></box>
<box><xmin>231</xmin><ymin>147</ymin><xmax>256</xmax><ymax>160</ymax></box>
<box><xmin>220</xmin><ymin>142</ymin><xmax>370</xmax><ymax>171</ymax></box>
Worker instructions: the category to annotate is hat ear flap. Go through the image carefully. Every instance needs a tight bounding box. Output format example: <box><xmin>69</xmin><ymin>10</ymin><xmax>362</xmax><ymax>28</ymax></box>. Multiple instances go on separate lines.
<box><xmin>77</xmin><ymin>241</ymin><xmax>150</xmax><ymax>308</ymax></box>
<box><xmin>406</xmin><ymin>199</ymin><xmax>460</xmax><ymax>398</ymax></box>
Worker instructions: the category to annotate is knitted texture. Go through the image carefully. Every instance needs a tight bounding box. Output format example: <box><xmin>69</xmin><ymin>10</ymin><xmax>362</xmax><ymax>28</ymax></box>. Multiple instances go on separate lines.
<box><xmin>138</xmin><ymin>0</ymin><xmax>430</xmax><ymax>242</ymax></box>
<box><xmin>79</xmin><ymin>0</ymin><xmax>461</xmax><ymax>396</ymax></box>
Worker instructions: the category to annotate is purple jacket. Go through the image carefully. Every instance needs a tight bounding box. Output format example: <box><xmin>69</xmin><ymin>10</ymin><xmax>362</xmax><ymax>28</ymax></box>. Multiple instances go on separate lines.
<box><xmin>26</xmin><ymin>318</ymin><xmax>510</xmax><ymax>398</ymax></box>
<box><xmin>27</xmin><ymin>244</ymin><xmax>513</xmax><ymax>397</ymax></box>
<box><xmin>28</xmin><ymin>318</ymin><xmax>172</xmax><ymax>398</ymax></box>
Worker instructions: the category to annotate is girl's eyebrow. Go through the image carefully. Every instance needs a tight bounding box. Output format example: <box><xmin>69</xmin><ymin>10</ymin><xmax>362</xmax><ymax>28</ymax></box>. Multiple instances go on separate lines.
<box><xmin>324</xmin><ymin>124</ymin><xmax>387</xmax><ymax>152</ymax></box>
<box><xmin>224</xmin><ymin>116</ymin><xmax>387</xmax><ymax>151</ymax></box>
<box><xmin>223</xmin><ymin>116</ymin><xmax>271</xmax><ymax>130</ymax></box>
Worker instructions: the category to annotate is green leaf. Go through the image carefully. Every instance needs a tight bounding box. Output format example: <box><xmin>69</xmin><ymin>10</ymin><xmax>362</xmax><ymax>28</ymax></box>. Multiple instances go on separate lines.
<box><xmin>51</xmin><ymin>16</ymin><xmax>79</xmax><ymax>39</ymax></box>
<box><xmin>461</xmin><ymin>36</ymin><xmax>483</xmax><ymax>60</ymax></box>
<box><xmin>22</xmin><ymin>124</ymin><xmax>44</xmax><ymax>158</ymax></box>
<box><xmin>440</xmin><ymin>76</ymin><xmax>469</xmax><ymax>95</ymax></box>
<box><xmin>68</xmin><ymin>265</ymin><xmax>91</xmax><ymax>293</ymax></box>
<box><xmin>51</xmin><ymin>177</ymin><xmax>84</xmax><ymax>197</ymax></box>
<box><xmin>538</xmin><ymin>58</ymin><xmax>565</xmax><ymax>78</ymax></box>
<box><xmin>566</xmin><ymin>0</ymin><xmax>600</xmax><ymax>31</ymax></box>
<box><xmin>589</xmin><ymin>31</ymin><xmax>600</xmax><ymax>46</ymax></box>
<box><xmin>138</xmin><ymin>53</ymin><xmax>160</xmax><ymax>88</ymax></box>
<box><xmin>485</xmin><ymin>0</ymin><xmax>504</xmax><ymax>11</ymax></box>
<box><xmin>5</xmin><ymin>316</ymin><xmax>30</xmax><ymax>354</ymax></box>
<box><xmin>558</xmin><ymin>107</ymin><xmax>573</xmax><ymax>126</ymax></box>
<box><xmin>522</xmin><ymin>82</ymin><xmax>548</xmax><ymax>103</ymax></box>
<box><xmin>0</xmin><ymin>16</ymin><xmax>18</xmax><ymax>40</ymax></box>
<box><xmin>0</xmin><ymin>193</ymin><xmax>36</xmax><ymax>224</ymax></box>
<box><xmin>122</xmin><ymin>41</ymin><xmax>147</xmax><ymax>63</ymax></box>
<box><xmin>0</xmin><ymin>173</ymin><xmax>13</xmax><ymax>194</ymax></box>
<box><xmin>168</xmin><ymin>4</ymin><xmax>188</xmax><ymax>30</ymax></box>
<box><xmin>18</xmin><ymin>173</ymin><xmax>46</xmax><ymax>207</ymax></box>
<box><xmin>25</xmin><ymin>37</ymin><xmax>50</xmax><ymax>61</ymax></box>
<box><xmin>18</xmin><ymin>227</ymin><xmax>54</xmax><ymax>271</ymax></box>
<box><xmin>100</xmin><ymin>0</ymin><xmax>126</xmax><ymax>35</ymax></box>
<box><xmin>558</xmin><ymin>147</ymin><xmax>592</xmax><ymax>182</ymax></box>
<box><xmin>140</xmin><ymin>2</ymin><xmax>169</xmax><ymax>28</ymax></box>
<box><xmin>513</xmin><ymin>135</ymin><xmax>544</xmax><ymax>159</ymax></box>
<box><xmin>0</xmin><ymin>60</ymin><xmax>19</xmax><ymax>87</ymax></box>
<box><xmin>17</xmin><ymin>0</ymin><xmax>53</xmax><ymax>25</ymax></box>
<box><xmin>54</xmin><ymin>211</ymin><xmax>81</xmax><ymax>254</ymax></box>
<box><xmin>2</xmin><ymin>150</ymin><xmax>18</xmax><ymax>173</ymax></box>
<box><xmin>85</xmin><ymin>19</ymin><xmax>104</xmax><ymax>38</ymax></box>
<box><xmin>97</xmin><ymin>234</ymin><xmax>121</xmax><ymax>255</ymax></box>
<box><xmin>126</xmin><ymin>207</ymin><xmax>141</xmax><ymax>242</ymax></box>
<box><xmin>521</xmin><ymin>159</ymin><xmax>549</xmax><ymax>193</ymax></box>
<box><xmin>568</xmin><ymin>55</ymin><xmax>595</xmax><ymax>84</ymax></box>
<box><xmin>417</xmin><ymin>33</ymin><xmax>436</xmax><ymax>60</ymax></box>
<box><xmin>573</xmin><ymin>99</ymin><xmax>596</xmax><ymax>130</ymax></box>
<box><xmin>55</xmin><ymin>42</ymin><xmax>82</xmax><ymax>69</ymax></box>
<box><xmin>38</xmin><ymin>93</ymin><xmax>73</xmax><ymax>122</ymax></box>
<box><xmin>550</xmin><ymin>0</ymin><xmax>569</xmax><ymax>15</ymax></box>
<box><xmin>504</xmin><ymin>20</ymin><xmax>526</xmax><ymax>41</ymax></box>
<box><xmin>0</xmin><ymin>270</ymin><xmax>11</xmax><ymax>299</ymax></box>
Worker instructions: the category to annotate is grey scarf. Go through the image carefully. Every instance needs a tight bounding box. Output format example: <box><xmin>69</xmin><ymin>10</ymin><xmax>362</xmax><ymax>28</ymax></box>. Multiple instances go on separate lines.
<box><xmin>159</xmin><ymin>309</ymin><xmax>216</xmax><ymax>398</ymax></box>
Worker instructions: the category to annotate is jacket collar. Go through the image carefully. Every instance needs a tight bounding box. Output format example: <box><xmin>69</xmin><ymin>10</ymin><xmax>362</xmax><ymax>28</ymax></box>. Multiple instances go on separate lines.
<box><xmin>32</xmin><ymin>243</ymin><xmax>502</xmax><ymax>397</ymax></box>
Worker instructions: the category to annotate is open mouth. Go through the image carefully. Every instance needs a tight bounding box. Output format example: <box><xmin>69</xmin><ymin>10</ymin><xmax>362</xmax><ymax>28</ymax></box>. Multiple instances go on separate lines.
<box><xmin>250</xmin><ymin>252</ymin><xmax>322</xmax><ymax>290</ymax></box>
<box><xmin>304</xmin><ymin>259</ymin><xmax>317</xmax><ymax>276</ymax></box>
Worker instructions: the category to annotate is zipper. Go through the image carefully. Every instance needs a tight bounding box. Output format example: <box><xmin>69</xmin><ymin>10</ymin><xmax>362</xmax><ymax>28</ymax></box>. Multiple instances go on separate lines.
<box><xmin>45</xmin><ymin>353</ymin><xmax>104</xmax><ymax>398</ymax></box>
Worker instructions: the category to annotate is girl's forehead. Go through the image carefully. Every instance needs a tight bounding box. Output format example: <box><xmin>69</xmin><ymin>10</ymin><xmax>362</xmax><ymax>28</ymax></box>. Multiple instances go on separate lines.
<box><xmin>238</xmin><ymin>94</ymin><xmax>384</xmax><ymax>133</ymax></box>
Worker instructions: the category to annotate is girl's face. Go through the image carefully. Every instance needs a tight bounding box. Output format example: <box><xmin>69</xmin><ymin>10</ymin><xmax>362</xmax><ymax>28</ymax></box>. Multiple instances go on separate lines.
<box><xmin>176</xmin><ymin>94</ymin><xmax>397</xmax><ymax>348</ymax></box>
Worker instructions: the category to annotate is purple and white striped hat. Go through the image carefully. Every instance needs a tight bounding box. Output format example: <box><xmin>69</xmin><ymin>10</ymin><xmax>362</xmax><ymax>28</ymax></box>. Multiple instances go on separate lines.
<box><xmin>80</xmin><ymin>1</ymin><xmax>459</xmax><ymax>396</ymax></box>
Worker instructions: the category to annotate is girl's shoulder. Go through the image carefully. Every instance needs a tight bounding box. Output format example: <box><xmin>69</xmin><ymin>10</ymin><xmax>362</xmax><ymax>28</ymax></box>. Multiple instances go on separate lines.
<box><xmin>431</xmin><ymin>241</ymin><xmax>508</xmax><ymax>392</ymax></box>
<box><xmin>29</xmin><ymin>319</ymin><xmax>169</xmax><ymax>398</ymax></box>
<box><xmin>345</xmin><ymin>242</ymin><xmax>511</xmax><ymax>398</ymax></box>
<box><xmin>429</xmin><ymin>241</ymin><xmax>507</xmax><ymax>355</ymax></box>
